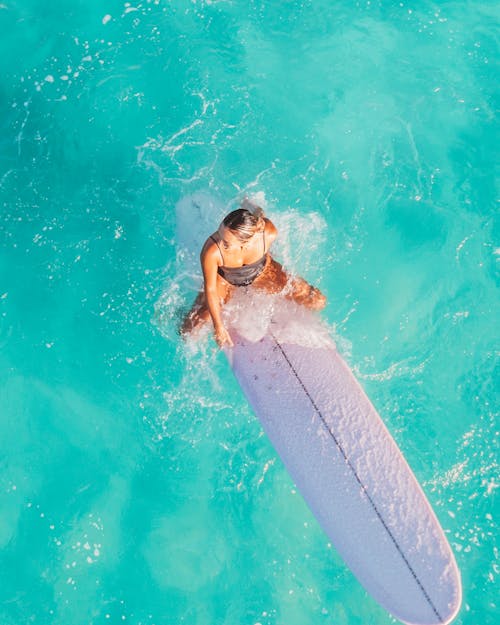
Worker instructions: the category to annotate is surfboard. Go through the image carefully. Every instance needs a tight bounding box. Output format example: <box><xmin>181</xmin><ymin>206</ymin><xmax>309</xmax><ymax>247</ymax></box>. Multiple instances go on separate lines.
<box><xmin>175</xmin><ymin>193</ymin><xmax>462</xmax><ymax>625</ymax></box>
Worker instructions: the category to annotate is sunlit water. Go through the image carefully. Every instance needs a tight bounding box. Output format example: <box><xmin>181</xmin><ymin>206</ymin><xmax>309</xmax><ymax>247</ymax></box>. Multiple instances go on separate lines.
<box><xmin>0</xmin><ymin>1</ymin><xmax>498</xmax><ymax>624</ymax></box>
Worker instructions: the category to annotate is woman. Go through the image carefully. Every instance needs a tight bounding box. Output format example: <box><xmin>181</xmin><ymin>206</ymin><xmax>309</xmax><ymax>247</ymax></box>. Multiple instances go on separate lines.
<box><xmin>181</xmin><ymin>201</ymin><xmax>326</xmax><ymax>347</ymax></box>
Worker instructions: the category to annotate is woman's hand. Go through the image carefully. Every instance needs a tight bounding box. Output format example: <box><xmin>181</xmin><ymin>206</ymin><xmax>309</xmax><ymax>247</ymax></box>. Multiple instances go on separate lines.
<box><xmin>214</xmin><ymin>324</ymin><xmax>234</xmax><ymax>349</ymax></box>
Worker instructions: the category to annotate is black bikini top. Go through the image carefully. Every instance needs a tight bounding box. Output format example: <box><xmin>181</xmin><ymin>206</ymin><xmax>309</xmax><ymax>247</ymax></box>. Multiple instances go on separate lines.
<box><xmin>209</xmin><ymin>230</ymin><xmax>267</xmax><ymax>287</ymax></box>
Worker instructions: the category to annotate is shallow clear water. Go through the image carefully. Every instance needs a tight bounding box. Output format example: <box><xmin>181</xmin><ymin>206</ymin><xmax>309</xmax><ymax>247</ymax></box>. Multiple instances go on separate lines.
<box><xmin>0</xmin><ymin>1</ymin><xmax>498</xmax><ymax>624</ymax></box>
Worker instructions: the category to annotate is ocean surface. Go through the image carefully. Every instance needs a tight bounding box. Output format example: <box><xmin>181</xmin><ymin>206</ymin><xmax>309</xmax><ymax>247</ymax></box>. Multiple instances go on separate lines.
<box><xmin>0</xmin><ymin>1</ymin><xmax>498</xmax><ymax>624</ymax></box>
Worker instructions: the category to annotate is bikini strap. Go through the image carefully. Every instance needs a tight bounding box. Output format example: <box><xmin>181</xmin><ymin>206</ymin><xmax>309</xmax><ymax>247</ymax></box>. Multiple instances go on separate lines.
<box><xmin>209</xmin><ymin>235</ymin><xmax>224</xmax><ymax>265</ymax></box>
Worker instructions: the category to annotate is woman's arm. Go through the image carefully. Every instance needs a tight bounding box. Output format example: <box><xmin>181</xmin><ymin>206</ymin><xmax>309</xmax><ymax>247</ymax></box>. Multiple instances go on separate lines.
<box><xmin>200</xmin><ymin>242</ymin><xmax>233</xmax><ymax>348</ymax></box>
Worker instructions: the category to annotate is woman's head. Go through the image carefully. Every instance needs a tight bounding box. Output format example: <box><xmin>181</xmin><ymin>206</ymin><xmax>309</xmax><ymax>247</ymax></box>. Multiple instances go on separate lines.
<box><xmin>221</xmin><ymin>205</ymin><xmax>264</xmax><ymax>243</ymax></box>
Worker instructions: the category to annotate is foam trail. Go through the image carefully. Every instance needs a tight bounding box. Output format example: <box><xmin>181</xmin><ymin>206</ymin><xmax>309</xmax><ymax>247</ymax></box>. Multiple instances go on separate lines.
<box><xmin>223</xmin><ymin>289</ymin><xmax>333</xmax><ymax>349</ymax></box>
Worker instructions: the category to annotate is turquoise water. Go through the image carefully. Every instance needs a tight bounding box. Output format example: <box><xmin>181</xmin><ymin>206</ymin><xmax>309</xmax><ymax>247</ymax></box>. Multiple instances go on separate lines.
<box><xmin>0</xmin><ymin>1</ymin><xmax>498</xmax><ymax>623</ymax></box>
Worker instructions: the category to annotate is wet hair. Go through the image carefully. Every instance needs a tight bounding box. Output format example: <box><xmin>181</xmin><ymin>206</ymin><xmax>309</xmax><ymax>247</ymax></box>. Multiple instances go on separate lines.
<box><xmin>223</xmin><ymin>206</ymin><xmax>264</xmax><ymax>242</ymax></box>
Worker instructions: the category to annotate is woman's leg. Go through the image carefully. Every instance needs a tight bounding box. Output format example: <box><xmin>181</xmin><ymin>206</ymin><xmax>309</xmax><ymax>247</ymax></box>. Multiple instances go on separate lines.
<box><xmin>180</xmin><ymin>277</ymin><xmax>233</xmax><ymax>335</ymax></box>
<box><xmin>252</xmin><ymin>256</ymin><xmax>326</xmax><ymax>310</ymax></box>
<box><xmin>286</xmin><ymin>276</ymin><xmax>326</xmax><ymax>310</ymax></box>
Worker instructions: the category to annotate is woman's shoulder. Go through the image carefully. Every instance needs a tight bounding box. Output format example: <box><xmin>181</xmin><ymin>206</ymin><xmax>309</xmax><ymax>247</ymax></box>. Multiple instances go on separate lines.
<box><xmin>264</xmin><ymin>217</ymin><xmax>278</xmax><ymax>240</ymax></box>
<box><xmin>200</xmin><ymin>234</ymin><xmax>221</xmax><ymax>261</ymax></box>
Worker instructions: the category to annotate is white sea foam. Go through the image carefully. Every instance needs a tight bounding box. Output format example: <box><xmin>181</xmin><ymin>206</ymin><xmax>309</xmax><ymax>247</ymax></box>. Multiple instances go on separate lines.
<box><xmin>271</xmin><ymin>208</ymin><xmax>328</xmax><ymax>278</ymax></box>
<box><xmin>223</xmin><ymin>289</ymin><xmax>333</xmax><ymax>349</ymax></box>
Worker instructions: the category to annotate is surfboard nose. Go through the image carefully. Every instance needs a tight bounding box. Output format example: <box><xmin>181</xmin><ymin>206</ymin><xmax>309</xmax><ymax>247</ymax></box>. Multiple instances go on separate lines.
<box><xmin>392</xmin><ymin>570</ymin><xmax>461</xmax><ymax>625</ymax></box>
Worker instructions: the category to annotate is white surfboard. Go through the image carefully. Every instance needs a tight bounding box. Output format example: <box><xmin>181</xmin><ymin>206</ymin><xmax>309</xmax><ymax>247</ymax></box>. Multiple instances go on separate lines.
<box><xmin>175</xmin><ymin>194</ymin><xmax>462</xmax><ymax>625</ymax></box>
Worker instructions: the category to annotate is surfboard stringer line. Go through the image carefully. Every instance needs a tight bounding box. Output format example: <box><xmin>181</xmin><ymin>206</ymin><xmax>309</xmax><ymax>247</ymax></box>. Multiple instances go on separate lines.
<box><xmin>269</xmin><ymin>332</ymin><xmax>445</xmax><ymax>624</ymax></box>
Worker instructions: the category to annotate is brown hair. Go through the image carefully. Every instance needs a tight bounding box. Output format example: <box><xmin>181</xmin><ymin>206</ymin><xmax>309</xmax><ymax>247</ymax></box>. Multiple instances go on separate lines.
<box><xmin>223</xmin><ymin>207</ymin><xmax>264</xmax><ymax>242</ymax></box>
